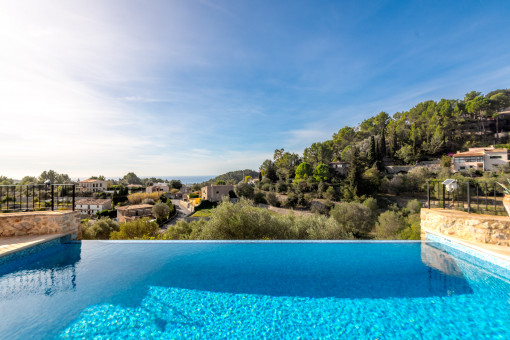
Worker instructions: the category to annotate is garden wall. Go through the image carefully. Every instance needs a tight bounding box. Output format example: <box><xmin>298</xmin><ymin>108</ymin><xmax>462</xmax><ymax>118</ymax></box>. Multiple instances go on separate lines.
<box><xmin>421</xmin><ymin>209</ymin><xmax>510</xmax><ymax>246</ymax></box>
<box><xmin>0</xmin><ymin>211</ymin><xmax>80</xmax><ymax>237</ymax></box>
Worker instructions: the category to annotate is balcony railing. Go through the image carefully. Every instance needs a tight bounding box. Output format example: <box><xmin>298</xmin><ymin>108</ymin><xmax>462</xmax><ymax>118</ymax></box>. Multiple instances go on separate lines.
<box><xmin>0</xmin><ymin>184</ymin><xmax>75</xmax><ymax>213</ymax></box>
<box><xmin>426</xmin><ymin>180</ymin><xmax>506</xmax><ymax>216</ymax></box>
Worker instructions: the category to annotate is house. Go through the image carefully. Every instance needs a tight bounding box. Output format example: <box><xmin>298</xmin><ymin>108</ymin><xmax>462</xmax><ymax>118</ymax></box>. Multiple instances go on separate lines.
<box><xmin>329</xmin><ymin>161</ymin><xmax>350</xmax><ymax>176</ymax></box>
<box><xmin>201</xmin><ymin>185</ymin><xmax>234</xmax><ymax>202</ymax></box>
<box><xmin>79</xmin><ymin>179</ymin><xmax>107</xmax><ymax>192</ymax></box>
<box><xmin>75</xmin><ymin>198</ymin><xmax>112</xmax><ymax>215</ymax></box>
<box><xmin>146</xmin><ymin>183</ymin><xmax>170</xmax><ymax>194</ymax></box>
<box><xmin>116</xmin><ymin>204</ymin><xmax>153</xmax><ymax>223</ymax></box>
<box><xmin>452</xmin><ymin>146</ymin><xmax>509</xmax><ymax>172</ymax></box>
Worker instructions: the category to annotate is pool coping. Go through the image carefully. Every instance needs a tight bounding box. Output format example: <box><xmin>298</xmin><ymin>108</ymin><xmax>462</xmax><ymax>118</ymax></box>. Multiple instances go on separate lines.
<box><xmin>424</xmin><ymin>229</ymin><xmax>510</xmax><ymax>263</ymax></box>
<box><xmin>0</xmin><ymin>232</ymin><xmax>75</xmax><ymax>259</ymax></box>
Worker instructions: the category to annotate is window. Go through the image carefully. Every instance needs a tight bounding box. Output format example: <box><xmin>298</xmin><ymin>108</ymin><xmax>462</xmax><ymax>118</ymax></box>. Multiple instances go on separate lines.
<box><xmin>490</xmin><ymin>155</ymin><xmax>502</xmax><ymax>159</ymax></box>
<box><xmin>460</xmin><ymin>166</ymin><xmax>466</xmax><ymax>170</ymax></box>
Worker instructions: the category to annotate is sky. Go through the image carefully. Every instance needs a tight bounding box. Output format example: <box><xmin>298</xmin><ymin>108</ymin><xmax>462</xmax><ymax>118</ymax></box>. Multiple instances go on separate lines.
<box><xmin>1</xmin><ymin>0</ymin><xmax>510</xmax><ymax>178</ymax></box>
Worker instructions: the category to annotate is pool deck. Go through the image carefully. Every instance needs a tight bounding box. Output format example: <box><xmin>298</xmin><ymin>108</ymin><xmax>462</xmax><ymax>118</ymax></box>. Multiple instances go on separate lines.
<box><xmin>424</xmin><ymin>228</ymin><xmax>510</xmax><ymax>262</ymax></box>
<box><xmin>0</xmin><ymin>233</ymin><xmax>70</xmax><ymax>258</ymax></box>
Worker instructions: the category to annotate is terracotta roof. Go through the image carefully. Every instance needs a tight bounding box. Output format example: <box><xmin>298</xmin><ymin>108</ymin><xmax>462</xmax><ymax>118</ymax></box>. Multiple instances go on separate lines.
<box><xmin>76</xmin><ymin>199</ymin><xmax>111</xmax><ymax>205</ymax></box>
<box><xmin>452</xmin><ymin>152</ymin><xmax>483</xmax><ymax>157</ymax></box>
<box><xmin>79</xmin><ymin>179</ymin><xmax>104</xmax><ymax>183</ymax></box>
<box><xmin>485</xmin><ymin>148</ymin><xmax>508</xmax><ymax>153</ymax></box>
<box><xmin>116</xmin><ymin>204</ymin><xmax>153</xmax><ymax>211</ymax></box>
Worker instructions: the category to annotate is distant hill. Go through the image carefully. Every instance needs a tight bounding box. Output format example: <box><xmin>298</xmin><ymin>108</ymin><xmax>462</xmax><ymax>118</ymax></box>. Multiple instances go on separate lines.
<box><xmin>202</xmin><ymin>169</ymin><xmax>258</xmax><ymax>185</ymax></box>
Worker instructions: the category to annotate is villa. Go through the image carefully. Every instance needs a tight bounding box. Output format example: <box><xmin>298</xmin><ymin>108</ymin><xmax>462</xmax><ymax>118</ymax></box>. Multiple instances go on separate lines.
<box><xmin>116</xmin><ymin>204</ymin><xmax>153</xmax><ymax>223</ymax></box>
<box><xmin>329</xmin><ymin>161</ymin><xmax>350</xmax><ymax>176</ymax></box>
<box><xmin>75</xmin><ymin>198</ymin><xmax>112</xmax><ymax>215</ymax></box>
<box><xmin>79</xmin><ymin>178</ymin><xmax>107</xmax><ymax>192</ymax></box>
<box><xmin>201</xmin><ymin>184</ymin><xmax>234</xmax><ymax>202</ymax></box>
<box><xmin>146</xmin><ymin>183</ymin><xmax>170</xmax><ymax>194</ymax></box>
<box><xmin>451</xmin><ymin>146</ymin><xmax>509</xmax><ymax>172</ymax></box>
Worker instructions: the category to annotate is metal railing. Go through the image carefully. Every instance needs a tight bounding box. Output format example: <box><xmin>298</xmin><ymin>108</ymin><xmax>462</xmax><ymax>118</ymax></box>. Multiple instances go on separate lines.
<box><xmin>0</xmin><ymin>184</ymin><xmax>75</xmax><ymax>213</ymax></box>
<box><xmin>426</xmin><ymin>180</ymin><xmax>506</xmax><ymax>215</ymax></box>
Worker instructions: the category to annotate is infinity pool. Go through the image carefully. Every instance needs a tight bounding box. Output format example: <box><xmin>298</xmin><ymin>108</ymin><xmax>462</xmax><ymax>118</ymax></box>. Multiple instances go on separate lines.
<box><xmin>0</xmin><ymin>241</ymin><xmax>509</xmax><ymax>339</ymax></box>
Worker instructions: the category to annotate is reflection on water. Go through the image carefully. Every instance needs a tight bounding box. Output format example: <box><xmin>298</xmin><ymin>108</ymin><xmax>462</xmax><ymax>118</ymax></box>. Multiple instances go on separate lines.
<box><xmin>0</xmin><ymin>243</ymin><xmax>81</xmax><ymax>299</ymax></box>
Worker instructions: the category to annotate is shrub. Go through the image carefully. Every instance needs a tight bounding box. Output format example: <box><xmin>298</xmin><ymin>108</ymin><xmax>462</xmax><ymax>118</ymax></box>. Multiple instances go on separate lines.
<box><xmin>235</xmin><ymin>182</ymin><xmax>255</xmax><ymax>199</ymax></box>
<box><xmin>323</xmin><ymin>186</ymin><xmax>338</xmax><ymax>201</ymax></box>
<box><xmin>406</xmin><ymin>199</ymin><xmax>422</xmax><ymax>214</ymax></box>
<box><xmin>387</xmin><ymin>174</ymin><xmax>406</xmax><ymax>194</ymax></box>
<box><xmin>96</xmin><ymin>209</ymin><xmax>117</xmax><ymax>219</ymax></box>
<box><xmin>127</xmin><ymin>192</ymin><xmax>162</xmax><ymax>204</ymax></box>
<box><xmin>152</xmin><ymin>202</ymin><xmax>170</xmax><ymax>219</ymax></box>
<box><xmin>142</xmin><ymin>198</ymin><xmax>156</xmax><ymax>205</ymax></box>
<box><xmin>82</xmin><ymin>218</ymin><xmax>119</xmax><ymax>240</ymax></box>
<box><xmin>285</xmin><ymin>192</ymin><xmax>298</xmax><ymax>208</ymax></box>
<box><xmin>363</xmin><ymin>197</ymin><xmax>378</xmax><ymax>212</ymax></box>
<box><xmin>266</xmin><ymin>192</ymin><xmax>279</xmax><ymax>207</ymax></box>
<box><xmin>110</xmin><ymin>218</ymin><xmax>160</xmax><ymax>240</ymax></box>
<box><xmin>399</xmin><ymin>214</ymin><xmax>421</xmax><ymax>240</ymax></box>
<box><xmin>194</xmin><ymin>199</ymin><xmax>216</xmax><ymax>211</ymax></box>
<box><xmin>276</xmin><ymin>180</ymin><xmax>287</xmax><ymax>193</ymax></box>
<box><xmin>189</xmin><ymin>193</ymin><xmax>199</xmax><ymax>199</ymax></box>
<box><xmin>329</xmin><ymin>202</ymin><xmax>374</xmax><ymax>238</ymax></box>
<box><xmin>253</xmin><ymin>191</ymin><xmax>267</xmax><ymax>204</ymax></box>
<box><xmin>375</xmin><ymin>211</ymin><xmax>406</xmax><ymax>239</ymax></box>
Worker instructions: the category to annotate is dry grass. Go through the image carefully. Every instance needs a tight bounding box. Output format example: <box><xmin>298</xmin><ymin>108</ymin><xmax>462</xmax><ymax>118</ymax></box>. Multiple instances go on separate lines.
<box><xmin>128</xmin><ymin>192</ymin><xmax>162</xmax><ymax>204</ymax></box>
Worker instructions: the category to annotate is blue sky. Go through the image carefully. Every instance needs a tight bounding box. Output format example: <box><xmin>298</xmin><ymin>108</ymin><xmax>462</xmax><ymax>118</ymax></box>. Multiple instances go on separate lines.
<box><xmin>1</xmin><ymin>0</ymin><xmax>510</xmax><ymax>178</ymax></box>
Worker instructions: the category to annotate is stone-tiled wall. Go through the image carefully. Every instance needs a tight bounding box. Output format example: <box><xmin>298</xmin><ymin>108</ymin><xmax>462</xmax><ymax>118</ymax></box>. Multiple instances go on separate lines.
<box><xmin>0</xmin><ymin>211</ymin><xmax>81</xmax><ymax>237</ymax></box>
<box><xmin>421</xmin><ymin>209</ymin><xmax>510</xmax><ymax>246</ymax></box>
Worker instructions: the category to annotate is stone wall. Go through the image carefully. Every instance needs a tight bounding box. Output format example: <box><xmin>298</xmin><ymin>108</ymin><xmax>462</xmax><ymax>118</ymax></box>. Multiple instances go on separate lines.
<box><xmin>0</xmin><ymin>211</ymin><xmax>81</xmax><ymax>237</ymax></box>
<box><xmin>421</xmin><ymin>209</ymin><xmax>510</xmax><ymax>246</ymax></box>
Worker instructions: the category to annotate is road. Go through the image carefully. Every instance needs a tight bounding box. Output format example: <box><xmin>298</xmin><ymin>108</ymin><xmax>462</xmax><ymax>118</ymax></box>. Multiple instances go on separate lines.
<box><xmin>160</xmin><ymin>199</ymin><xmax>192</xmax><ymax>231</ymax></box>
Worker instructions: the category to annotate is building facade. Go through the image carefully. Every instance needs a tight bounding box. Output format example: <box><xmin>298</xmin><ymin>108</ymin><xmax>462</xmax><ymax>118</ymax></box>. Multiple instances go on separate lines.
<box><xmin>75</xmin><ymin>199</ymin><xmax>112</xmax><ymax>215</ymax></box>
<box><xmin>452</xmin><ymin>146</ymin><xmax>509</xmax><ymax>172</ymax></box>
<box><xmin>329</xmin><ymin>161</ymin><xmax>350</xmax><ymax>176</ymax></box>
<box><xmin>116</xmin><ymin>204</ymin><xmax>153</xmax><ymax>223</ymax></box>
<box><xmin>201</xmin><ymin>185</ymin><xmax>234</xmax><ymax>202</ymax></box>
<box><xmin>146</xmin><ymin>183</ymin><xmax>170</xmax><ymax>194</ymax></box>
<box><xmin>79</xmin><ymin>179</ymin><xmax>107</xmax><ymax>192</ymax></box>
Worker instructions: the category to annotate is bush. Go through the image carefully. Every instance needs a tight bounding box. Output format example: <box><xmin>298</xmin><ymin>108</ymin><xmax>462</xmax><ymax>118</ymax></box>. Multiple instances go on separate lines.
<box><xmin>128</xmin><ymin>192</ymin><xmax>162</xmax><ymax>204</ymax></box>
<box><xmin>194</xmin><ymin>199</ymin><xmax>216</xmax><ymax>211</ymax></box>
<box><xmin>375</xmin><ymin>211</ymin><xmax>406</xmax><ymax>239</ymax></box>
<box><xmin>235</xmin><ymin>182</ymin><xmax>255</xmax><ymax>199</ymax></box>
<box><xmin>363</xmin><ymin>197</ymin><xmax>378</xmax><ymax>212</ymax></box>
<box><xmin>266</xmin><ymin>192</ymin><xmax>279</xmax><ymax>207</ymax></box>
<box><xmin>152</xmin><ymin>202</ymin><xmax>170</xmax><ymax>219</ymax></box>
<box><xmin>323</xmin><ymin>186</ymin><xmax>338</xmax><ymax>201</ymax></box>
<box><xmin>142</xmin><ymin>198</ymin><xmax>156</xmax><ymax>205</ymax></box>
<box><xmin>189</xmin><ymin>193</ymin><xmax>199</xmax><ymax>199</ymax></box>
<box><xmin>406</xmin><ymin>199</ymin><xmax>422</xmax><ymax>214</ymax></box>
<box><xmin>399</xmin><ymin>214</ymin><xmax>421</xmax><ymax>240</ymax></box>
<box><xmin>285</xmin><ymin>192</ymin><xmax>298</xmax><ymax>208</ymax></box>
<box><xmin>82</xmin><ymin>218</ymin><xmax>119</xmax><ymax>240</ymax></box>
<box><xmin>329</xmin><ymin>202</ymin><xmax>374</xmax><ymax>238</ymax></box>
<box><xmin>253</xmin><ymin>191</ymin><xmax>267</xmax><ymax>204</ymax></box>
<box><xmin>110</xmin><ymin>218</ymin><xmax>160</xmax><ymax>240</ymax></box>
<box><xmin>96</xmin><ymin>209</ymin><xmax>117</xmax><ymax>219</ymax></box>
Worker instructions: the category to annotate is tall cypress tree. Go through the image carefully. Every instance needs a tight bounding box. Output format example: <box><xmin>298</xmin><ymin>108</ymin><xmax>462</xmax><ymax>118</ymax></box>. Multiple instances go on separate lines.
<box><xmin>368</xmin><ymin>136</ymin><xmax>376</xmax><ymax>165</ymax></box>
<box><xmin>380</xmin><ymin>127</ymin><xmax>387</xmax><ymax>157</ymax></box>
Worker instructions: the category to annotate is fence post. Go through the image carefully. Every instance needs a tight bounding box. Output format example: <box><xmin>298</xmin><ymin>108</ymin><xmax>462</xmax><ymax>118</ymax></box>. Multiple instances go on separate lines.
<box><xmin>427</xmin><ymin>181</ymin><xmax>430</xmax><ymax>209</ymax></box>
<box><xmin>442</xmin><ymin>184</ymin><xmax>446</xmax><ymax>209</ymax></box>
<box><xmin>72</xmin><ymin>185</ymin><xmax>75</xmax><ymax>211</ymax></box>
<box><xmin>494</xmin><ymin>185</ymin><xmax>497</xmax><ymax>213</ymax></box>
<box><xmin>467</xmin><ymin>182</ymin><xmax>471</xmax><ymax>214</ymax></box>
<box><xmin>51</xmin><ymin>185</ymin><xmax>55</xmax><ymax>211</ymax></box>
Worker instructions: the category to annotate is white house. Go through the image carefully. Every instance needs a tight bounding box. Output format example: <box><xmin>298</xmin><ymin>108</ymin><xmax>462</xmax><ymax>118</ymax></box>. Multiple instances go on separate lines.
<box><xmin>146</xmin><ymin>183</ymin><xmax>170</xmax><ymax>194</ymax></box>
<box><xmin>75</xmin><ymin>198</ymin><xmax>112</xmax><ymax>215</ymax></box>
<box><xmin>79</xmin><ymin>179</ymin><xmax>107</xmax><ymax>192</ymax></box>
<box><xmin>452</xmin><ymin>146</ymin><xmax>509</xmax><ymax>172</ymax></box>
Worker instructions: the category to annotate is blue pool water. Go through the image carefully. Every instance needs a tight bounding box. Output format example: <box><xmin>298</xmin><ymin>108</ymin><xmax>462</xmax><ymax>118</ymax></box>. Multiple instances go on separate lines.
<box><xmin>0</xmin><ymin>241</ymin><xmax>509</xmax><ymax>339</ymax></box>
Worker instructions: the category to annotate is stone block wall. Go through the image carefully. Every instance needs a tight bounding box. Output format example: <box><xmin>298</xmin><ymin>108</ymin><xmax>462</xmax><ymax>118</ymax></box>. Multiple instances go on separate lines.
<box><xmin>0</xmin><ymin>211</ymin><xmax>81</xmax><ymax>237</ymax></box>
<box><xmin>421</xmin><ymin>209</ymin><xmax>510</xmax><ymax>246</ymax></box>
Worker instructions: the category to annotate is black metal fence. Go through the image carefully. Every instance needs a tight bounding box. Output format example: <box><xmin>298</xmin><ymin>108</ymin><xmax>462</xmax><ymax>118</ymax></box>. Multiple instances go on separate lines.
<box><xmin>0</xmin><ymin>184</ymin><xmax>75</xmax><ymax>213</ymax></box>
<box><xmin>426</xmin><ymin>180</ymin><xmax>506</xmax><ymax>215</ymax></box>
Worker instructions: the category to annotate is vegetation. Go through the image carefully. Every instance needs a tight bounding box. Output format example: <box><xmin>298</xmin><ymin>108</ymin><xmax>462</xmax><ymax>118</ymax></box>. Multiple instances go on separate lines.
<box><xmin>110</xmin><ymin>218</ymin><xmax>159</xmax><ymax>240</ymax></box>
<box><xmin>81</xmin><ymin>218</ymin><xmax>119</xmax><ymax>240</ymax></box>
<box><xmin>204</xmin><ymin>169</ymin><xmax>258</xmax><ymax>185</ymax></box>
<box><xmin>127</xmin><ymin>192</ymin><xmax>162</xmax><ymax>204</ymax></box>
